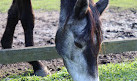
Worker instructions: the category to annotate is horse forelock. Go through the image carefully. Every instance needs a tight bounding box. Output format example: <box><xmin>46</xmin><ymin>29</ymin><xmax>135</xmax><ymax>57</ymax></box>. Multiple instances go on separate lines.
<box><xmin>82</xmin><ymin>3</ymin><xmax>102</xmax><ymax>77</ymax></box>
<box><xmin>87</xmin><ymin>4</ymin><xmax>102</xmax><ymax>55</ymax></box>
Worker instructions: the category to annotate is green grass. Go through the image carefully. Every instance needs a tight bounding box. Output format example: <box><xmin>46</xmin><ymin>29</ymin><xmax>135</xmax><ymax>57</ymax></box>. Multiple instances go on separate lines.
<box><xmin>99</xmin><ymin>60</ymin><xmax>137</xmax><ymax>81</ymax></box>
<box><xmin>95</xmin><ymin>0</ymin><xmax>137</xmax><ymax>10</ymax></box>
<box><xmin>0</xmin><ymin>0</ymin><xmax>11</xmax><ymax>12</ymax></box>
<box><xmin>109</xmin><ymin>0</ymin><xmax>137</xmax><ymax>10</ymax></box>
<box><xmin>1</xmin><ymin>67</ymin><xmax>72</xmax><ymax>81</ymax></box>
<box><xmin>2</xmin><ymin>60</ymin><xmax>137</xmax><ymax>81</ymax></box>
<box><xmin>0</xmin><ymin>0</ymin><xmax>60</xmax><ymax>13</ymax></box>
<box><xmin>31</xmin><ymin>0</ymin><xmax>60</xmax><ymax>11</ymax></box>
<box><xmin>0</xmin><ymin>0</ymin><xmax>137</xmax><ymax>12</ymax></box>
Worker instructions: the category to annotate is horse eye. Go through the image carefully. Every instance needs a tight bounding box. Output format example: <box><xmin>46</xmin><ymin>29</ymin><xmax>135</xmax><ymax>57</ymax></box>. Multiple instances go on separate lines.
<box><xmin>74</xmin><ymin>41</ymin><xmax>83</xmax><ymax>48</ymax></box>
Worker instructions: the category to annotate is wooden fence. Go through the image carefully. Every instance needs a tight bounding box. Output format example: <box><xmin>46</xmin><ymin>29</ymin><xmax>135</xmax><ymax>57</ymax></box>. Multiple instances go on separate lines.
<box><xmin>0</xmin><ymin>38</ymin><xmax>137</xmax><ymax>64</ymax></box>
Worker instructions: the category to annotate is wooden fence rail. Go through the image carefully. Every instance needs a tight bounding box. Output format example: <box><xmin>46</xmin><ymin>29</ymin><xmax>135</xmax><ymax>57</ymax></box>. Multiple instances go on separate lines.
<box><xmin>0</xmin><ymin>38</ymin><xmax>137</xmax><ymax>64</ymax></box>
<box><xmin>102</xmin><ymin>38</ymin><xmax>137</xmax><ymax>54</ymax></box>
<box><xmin>0</xmin><ymin>45</ymin><xmax>60</xmax><ymax>64</ymax></box>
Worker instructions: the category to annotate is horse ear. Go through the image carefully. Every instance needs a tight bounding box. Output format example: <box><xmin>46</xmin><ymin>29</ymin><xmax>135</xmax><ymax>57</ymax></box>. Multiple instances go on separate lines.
<box><xmin>95</xmin><ymin>0</ymin><xmax>109</xmax><ymax>15</ymax></box>
<box><xmin>74</xmin><ymin>0</ymin><xmax>89</xmax><ymax>19</ymax></box>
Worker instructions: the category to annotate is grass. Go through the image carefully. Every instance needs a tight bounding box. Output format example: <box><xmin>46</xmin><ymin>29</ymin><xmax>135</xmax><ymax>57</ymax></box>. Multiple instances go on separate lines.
<box><xmin>0</xmin><ymin>0</ymin><xmax>137</xmax><ymax>12</ymax></box>
<box><xmin>31</xmin><ymin>0</ymin><xmax>60</xmax><ymax>11</ymax></box>
<box><xmin>1</xmin><ymin>67</ymin><xmax>72</xmax><ymax>81</ymax></box>
<box><xmin>0</xmin><ymin>0</ymin><xmax>11</xmax><ymax>12</ymax></box>
<box><xmin>108</xmin><ymin>0</ymin><xmax>137</xmax><ymax>10</ymax></box>
<box><xmin>95</xmin><ymin>0</ymin><xmax>137</xmax><ymax>10</ymax></box>
<box><xmin>2</xmin><ymin>60</ymin><xmax>137</xmax><ymax>81</ymax></box>
<box><xmin>0</xmin><ymin>0</ymin><xmax>60</xmax><ymax>13</ymax></box>
<box><xmin>99</xmin><ymin>60</ymin><xmax>137</xmax><ymax>81</ymax></box>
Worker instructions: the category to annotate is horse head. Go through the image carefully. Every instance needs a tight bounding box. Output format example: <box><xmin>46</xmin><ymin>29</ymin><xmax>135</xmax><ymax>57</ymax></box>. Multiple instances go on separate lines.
<box><xmin>56</xmin><ymin>0</ymin><xmax>109</xmax><ymax>81</ymax></box>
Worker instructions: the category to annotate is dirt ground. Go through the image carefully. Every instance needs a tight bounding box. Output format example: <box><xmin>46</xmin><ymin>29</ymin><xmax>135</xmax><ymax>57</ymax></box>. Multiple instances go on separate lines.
<box><xmin>0</xmin><ymin>8</ymin><xmax>137</xmax><ymax>79</ymax></box>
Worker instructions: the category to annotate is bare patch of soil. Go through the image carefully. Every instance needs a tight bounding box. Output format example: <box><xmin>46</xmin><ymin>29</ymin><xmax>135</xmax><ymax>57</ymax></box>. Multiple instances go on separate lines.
<box><xmin>0</xmin><ymin>8</ymin><xmax>137</xmax><ymax>79</ymax></box>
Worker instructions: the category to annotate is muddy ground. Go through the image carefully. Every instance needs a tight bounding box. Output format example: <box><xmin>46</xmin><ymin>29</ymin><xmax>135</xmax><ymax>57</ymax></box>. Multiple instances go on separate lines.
<box><xmin>0</xmin><ymin>8</ymin><xmax>137</xmax><ymax>79</ymax></box>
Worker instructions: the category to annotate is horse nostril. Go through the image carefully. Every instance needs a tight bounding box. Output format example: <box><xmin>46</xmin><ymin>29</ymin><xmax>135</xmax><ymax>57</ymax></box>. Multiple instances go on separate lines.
<box><xmin>74</xmin><ymin>41</ymin><xmax>83</xmax><ymax>48</ymax></box>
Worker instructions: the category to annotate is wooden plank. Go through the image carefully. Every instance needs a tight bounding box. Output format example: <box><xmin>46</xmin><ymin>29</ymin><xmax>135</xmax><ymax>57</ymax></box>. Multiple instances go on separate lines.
<box><xmin>0</xmin><ymin>38</ymin><xmax>137</xmax><ymax>64</ymax></box>
<box><xmin>101</xmin><ymin>38</ymin><xmax>137</xmax><ymax>54</ymax></box>
<box><xmin>0</xmin><ymin>45</ymin><xmax>61</xmax><ymax>64</ymax></box>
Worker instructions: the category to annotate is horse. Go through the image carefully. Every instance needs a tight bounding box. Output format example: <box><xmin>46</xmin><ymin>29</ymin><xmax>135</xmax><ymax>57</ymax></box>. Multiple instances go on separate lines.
<box><xmin>1</xmin><ymin>0</ymin><xmax>49</xmax><ymax>76</ymax></box>
<box><xmin>55</xmin><ymin>0</ymin><xmax>109</xmax><ymax>81</ymax></box>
